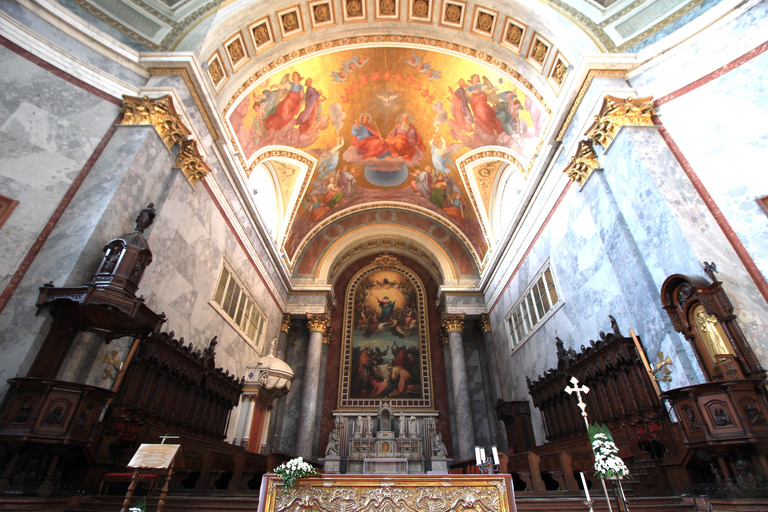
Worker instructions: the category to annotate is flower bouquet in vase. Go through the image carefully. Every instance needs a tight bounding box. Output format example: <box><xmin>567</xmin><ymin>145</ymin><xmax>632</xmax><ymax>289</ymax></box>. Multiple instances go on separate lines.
<box><xmin>589</xmin><ymin>423</ymin><xmax>630</xmax><ymax>511</ymax></box>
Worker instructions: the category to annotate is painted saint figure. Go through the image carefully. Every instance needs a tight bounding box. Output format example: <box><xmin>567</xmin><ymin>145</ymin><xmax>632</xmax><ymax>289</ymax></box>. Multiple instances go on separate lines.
<box><xmin>351</xmin><ymin>113</ymin><xmax>389</xmax><ymax>159</ymax></box>
<box><xmin>385</xmin><ymin>113</ymin><xmax>425</xmax><ymax>161</ymax></box>
<box><xmin>467</xmin><ymin>74</ymin><xmax>503</xmax><ymax>135</ymax></box>
<box><xmin>265</xmin><ymin>72</ymin><xmax>304</xmax><ymax>132</ymax></box>
<box><xmin>295</xmin><ymin>77</ymin><xmax>324</xmax><ymax>134</ymax></box>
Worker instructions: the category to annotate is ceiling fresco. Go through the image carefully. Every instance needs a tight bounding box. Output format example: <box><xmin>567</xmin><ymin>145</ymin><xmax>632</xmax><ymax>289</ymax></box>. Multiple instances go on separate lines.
<box><xmin>225</xmin><ymin>45</ymin><xmax>550</xmax><ymax>269</ymax></box>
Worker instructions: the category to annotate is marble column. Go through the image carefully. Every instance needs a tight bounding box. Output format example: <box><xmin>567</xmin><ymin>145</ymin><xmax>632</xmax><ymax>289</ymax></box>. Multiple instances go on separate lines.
<box><xmin>277</xmin><ymin>313</ymin><xmax>291</xmax><ymax>360</ymax></box>
<box><xmin>295</xmin><ymin>313</ymin><xmax>330</xmax><ymax>460</ymax></box>
<box><xmin>478</xmin><ymin>314</ymin><xmax>508</xmax><ymax>454</ymax></box>
<box><xmin>240</xmin><ymin>395</ymin><xmax>257</xmax><ymax>450</ymax></box>
<box><xmin>443</xmin><ymin>314</ymin><xmax>476</xmax><ymax>461</ymax></box>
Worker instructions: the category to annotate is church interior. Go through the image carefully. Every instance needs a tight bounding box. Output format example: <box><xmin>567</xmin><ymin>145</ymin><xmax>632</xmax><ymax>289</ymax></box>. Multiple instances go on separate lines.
<box><xmin>0</xmin><ymin>0</ymin><xmax>767</xmax><ymax>509</ymax></box>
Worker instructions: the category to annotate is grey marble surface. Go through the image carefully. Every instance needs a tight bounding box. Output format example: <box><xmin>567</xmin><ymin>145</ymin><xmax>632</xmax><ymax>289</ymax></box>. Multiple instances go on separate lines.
<box><xmin>294</xmin><ymin>329</ymin><xmax>324</xmax><ymax>459</ymax></box>
<box><xmin>448</xmin><ymin>330</ymin><xmax>476</xmax><ymax>461</ymax></box>
<box><xmin>0</xmin><ymin>46</ymin><xmax>119</xmax><ymax>290</ymax></box>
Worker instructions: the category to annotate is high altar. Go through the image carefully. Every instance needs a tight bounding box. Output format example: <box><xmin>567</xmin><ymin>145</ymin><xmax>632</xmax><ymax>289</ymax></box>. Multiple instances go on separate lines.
<box><xmin>324</xmin><ymin>402</ymin><xmax>449</xmax><ymax>474</ymax></box>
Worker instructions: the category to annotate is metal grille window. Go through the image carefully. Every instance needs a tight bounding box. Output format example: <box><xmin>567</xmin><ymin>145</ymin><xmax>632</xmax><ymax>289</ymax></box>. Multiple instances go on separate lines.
<box><xmin>212</xmin><ymin>262</ymin><xmax>266</xmax><ymax>348</ymax></box>
<box><xmin>507</xmin><ymin>265</ymin><xmax>561</xmax><ymax>349</ymax></box>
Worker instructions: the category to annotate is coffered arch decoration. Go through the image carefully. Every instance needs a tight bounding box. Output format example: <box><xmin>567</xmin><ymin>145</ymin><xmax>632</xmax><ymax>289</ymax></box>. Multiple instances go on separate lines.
<box><xmin>291</xmin><ymin>208</ymin><xmax>479</xmax><ymax>278</ymax></box>
<box><xmin>338</xmin><ymin>254</ymin><xmax>433</xmax><ymax>409</ymax></box>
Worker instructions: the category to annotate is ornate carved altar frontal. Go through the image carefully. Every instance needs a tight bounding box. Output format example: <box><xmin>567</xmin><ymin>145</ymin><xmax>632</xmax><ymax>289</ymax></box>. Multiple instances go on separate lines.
<box><xmin>257</xmin><ymin>474</ymin><xmax>516</xmax><ymax>511</ymax></box>
<box><xmin>338</xmin><ymin>258</ymin><xmax>433</xmax><ymax>409</ymax></box>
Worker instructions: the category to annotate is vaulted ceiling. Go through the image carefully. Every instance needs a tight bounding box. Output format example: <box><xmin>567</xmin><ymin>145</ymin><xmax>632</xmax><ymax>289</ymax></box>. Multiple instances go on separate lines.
<box><xmin>56</xmin><ymin>0</ymin><xmax>713</xmax><ymax>285</ymax></box>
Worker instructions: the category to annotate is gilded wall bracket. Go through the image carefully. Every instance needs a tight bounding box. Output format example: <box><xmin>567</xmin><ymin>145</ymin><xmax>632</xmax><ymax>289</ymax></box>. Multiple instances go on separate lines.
<box><xmin>585</xmin><ymin>95</ymin><xmax>655</xmax><ymax>149</ymax></box>
<box><xmin>121</xmin><ymin>95</ymin><xmax>211</xmax><ymax>186</ymax></box>
<box><xmin>563</xmin><ymin>140</ymin><xmax>600</xmax><ymax>187</ymax></box>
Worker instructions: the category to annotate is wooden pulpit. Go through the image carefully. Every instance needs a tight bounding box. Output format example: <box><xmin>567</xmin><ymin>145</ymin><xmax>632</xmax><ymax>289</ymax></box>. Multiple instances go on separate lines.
<box><xmin>121</xmin><ymin>443</ymin><xmax>183</xmax><ymax>512</ymax></box>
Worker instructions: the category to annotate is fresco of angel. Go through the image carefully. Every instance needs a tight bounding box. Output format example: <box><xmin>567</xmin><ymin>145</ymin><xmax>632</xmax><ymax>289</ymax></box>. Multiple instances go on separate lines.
<box><xmin>429</xmin><ymin>135</ymin><xmax>461</xmax><ymax>174</ymax></box>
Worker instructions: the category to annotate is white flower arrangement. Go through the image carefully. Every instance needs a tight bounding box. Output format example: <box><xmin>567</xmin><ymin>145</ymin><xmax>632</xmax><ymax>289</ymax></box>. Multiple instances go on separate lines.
<box><xmin>592</xmin><ymin>432</ymin><xmax>630</xmax><ymax>479</ymax></box>
<box><xmin>273</xmin><ymin>456</ymin><xmax>320</xmax><ymax>489</ymax></box>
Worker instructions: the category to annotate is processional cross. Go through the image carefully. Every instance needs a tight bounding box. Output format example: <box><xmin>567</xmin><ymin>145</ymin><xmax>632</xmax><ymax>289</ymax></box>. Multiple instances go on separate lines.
<box><xmin>564</xmin><ymin>376</ymin><xmax>591</xmax><ymax>429</ymax></box>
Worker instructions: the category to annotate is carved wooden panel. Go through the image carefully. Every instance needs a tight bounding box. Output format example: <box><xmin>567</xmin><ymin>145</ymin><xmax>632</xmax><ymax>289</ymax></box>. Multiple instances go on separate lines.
<box><xmin>0</xmin><ymin>194</ymin><xmax>19</xmax><ymax>230</ymax></box>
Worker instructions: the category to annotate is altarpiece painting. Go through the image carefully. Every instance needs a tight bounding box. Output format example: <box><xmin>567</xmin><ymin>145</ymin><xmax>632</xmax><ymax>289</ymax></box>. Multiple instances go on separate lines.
<box><xmin>338</xmin><ymin>260</ymin><xmax>433</xmax><ymax>409</ymax></box>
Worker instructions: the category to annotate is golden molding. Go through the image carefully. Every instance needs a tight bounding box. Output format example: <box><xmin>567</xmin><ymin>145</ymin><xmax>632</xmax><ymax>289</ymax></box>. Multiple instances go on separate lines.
<box><xmin>175</xmin><ymin>139</ymin><xmax>212</xmax><ymax>186</ymax></box>
<box><xmin>585</xmin><ymin>95</ymin><xmax>655</xmax><ymax>149</ymax></box>
<box><xmin>442</xmin><ymin>312</ymin><xmax>465</xmax><ymax>334</ymax></box>
<box><xmin>120</xmin><ymin>94</ymin><xmax>191</xmax><ymax>149</ymax></box>
<box><xmin>563</xmin><ymin>139</ymin><xmax>599</xmax><ymax>186</ymax></box>
<box><xmin>480</xmin><ymin>312</ymin><xmax>491</xmax><ymax>333</ymax></box>
<box><xmin>307</xmin><ymin>312</ymin><xmax>331</xmax><ymax>335</ymax></box>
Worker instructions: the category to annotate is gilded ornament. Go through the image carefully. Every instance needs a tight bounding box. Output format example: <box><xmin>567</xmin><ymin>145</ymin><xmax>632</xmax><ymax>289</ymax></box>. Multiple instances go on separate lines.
<box><xmin>442</xmin><ymin>313</ymin><xmax>465</xmax><ymax>334</ymax></box>
<box><xmin>380</xmin><ymin>0</ymin><xmax>395</xmax><ymax>15</ymax></box>
<box><xmin>477</xmin><ymin>12</ymin><xmax>493</xmax><ymax>32</ymax></box>
<box><xmin>373</xmin><ymin>252</ymin><xmax>401</xmax><ymax>269</ymax></box>
<box><xmin>445</xmin><ymin>4</ymin><xmax>462</xmax><ymax>22</ymax></box>
<box><xmin>228</xmin><ymin>39</ymin><xmax>245</xmax><ymax>63</ymax></box>
<box><xmin>412</xmin><ymin>0</ymin><xmax>428</xmax><ymax>17</ymax></box>
<box><xmin>253</xmin><ymin>24</ymin><xmax>270</xmax><ymax>45</ymax></box>
<box><xmin>281</xmin><ymin>313</ymin><xmax>292</xmax><ymax>333</ymax></box>
<box><xmin>347</xmin><ymin>0</ymin><xmax>362</xmax><ymax>16</ymax></box>
<box><xmin>585</xmin><ymin>95</ymin><xmax>655</xmax><ymax>149</ymax></box>
<box><xmin>314</xmin><ymin>4</ymin><xmax>331</xmax><ymax>22</ymax></box>
<box><xmin>120</xmin><ymin>95</ymin><xmax>191</xmax><ymax>150</ymax></box>
<box><xmin>532</xmin><ymin>41</ymin><xmax>547</xmax><ymax>63</ymax></box>
<box><xmin>208</xmin><ymin>58</ymin><xmax>224</xmax><ymax>83</ymax></box>
<box><xmin>282</xmin><ymin>12</ymin><xmax>299</xmax><ymax>31</ymax></box>
<box><xmin>562</xmin><ymin>140</ymin><xmax>599</xmax><ymax>186</ymax></box>
<box><xmin>506</xmin><ymin>24</ymin><xmax>522</xmax><ymax>45</ymax></box>
<box><xmin>175</xmin><ymin>139</ymin><xmax>212</xmax><ymax>186</ymax></box>
<box><xmin>552</xmin><ymin>61</ymin><xmax>567</xmax><ymax>86</ymax></box>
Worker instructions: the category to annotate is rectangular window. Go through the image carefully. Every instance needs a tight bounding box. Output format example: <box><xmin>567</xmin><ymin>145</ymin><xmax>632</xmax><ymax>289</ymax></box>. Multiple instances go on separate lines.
<box><xmin>211</xmin><ymin>261</ymin><xmax>267</xmax><ymax>350</ymax></box>
<box><xmin>506</xmin><ymin>263</ymin><xmax>562</xmax><ymax>350</ymax></box>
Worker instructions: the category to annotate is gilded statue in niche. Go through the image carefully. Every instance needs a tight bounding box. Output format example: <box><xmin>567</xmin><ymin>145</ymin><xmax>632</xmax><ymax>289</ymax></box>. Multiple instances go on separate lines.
<box><xmin>693</xmin><ymin>304</ymin><xmax>733</xmax><ymax>361</ymax></box>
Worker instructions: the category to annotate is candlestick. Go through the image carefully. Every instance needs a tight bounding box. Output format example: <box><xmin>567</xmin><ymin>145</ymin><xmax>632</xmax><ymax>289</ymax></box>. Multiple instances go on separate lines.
<box><xmin>492</xmin><ymin>446</ymin><xmax>499</xmax><ymax>465</ymax></box>
<box><xmin>480</xmin><ymin>447</ymin><xmax>486</xmax><ymax>462</ymax></box>
<box><xmin>475</xmin><ymin>446</ymin><xmax>482</xmax><ymax>466</ymax></box>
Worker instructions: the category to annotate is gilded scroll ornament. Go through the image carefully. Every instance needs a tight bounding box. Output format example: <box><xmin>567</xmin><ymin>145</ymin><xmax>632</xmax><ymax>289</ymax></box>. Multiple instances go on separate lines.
<box><xmin>120</xmin><ymin>95</ymin><xmax>191</xmax><ymax>150</ymax></box>
<box><xmin>586</xmin><ymin>95</ymin><xmax>655</xmax><ymax>149</ymax></box>
<box><xmin>442</xmin><ymin>313</ymin><xmax>465</xmax><ymax>334</ymax></box>
<box><xmin>562</xmin><ymin>140</ymin><xmax>599</xmax><ymax>186</ymax></box>
<box><xmin>174</xmin><ymin>139</ymin><xmax>212</xmax><ymax>186</ymax></box>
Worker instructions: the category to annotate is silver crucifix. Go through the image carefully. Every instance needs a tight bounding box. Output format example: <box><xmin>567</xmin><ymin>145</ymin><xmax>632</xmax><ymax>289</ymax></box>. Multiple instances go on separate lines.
<box><xmin>565</xmin><ymin>376</ymin><xmax>591</xmax><ymax>429</ymax></box>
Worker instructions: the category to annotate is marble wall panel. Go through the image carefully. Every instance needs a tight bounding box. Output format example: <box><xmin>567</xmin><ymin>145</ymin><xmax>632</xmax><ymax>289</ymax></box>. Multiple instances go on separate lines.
<box><xmin>655</xmin><ymin>51</ymin><xmax>768</xmax><ymax>282</ymax></box>
<box><xmin>277</xmin><ymin>322</ymin><xmax>309</xmax><ymax>454</ymax></box>
<box><xmin>0</xmin><ymin>45</ymin><xmax>119</xmax><ymax>290</ymax></box>
<box><xmin>461</xmin><ymin>326</ymin><xmax>493</xmax><ymax>450</ymax></box>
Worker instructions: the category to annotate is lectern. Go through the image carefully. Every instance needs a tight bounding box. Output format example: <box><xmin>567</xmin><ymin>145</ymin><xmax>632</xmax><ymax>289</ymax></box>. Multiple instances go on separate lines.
<box><xmin>120</xmin><ymin>444</ymin><xmax>183</xmax><ymax>512</ymax></box>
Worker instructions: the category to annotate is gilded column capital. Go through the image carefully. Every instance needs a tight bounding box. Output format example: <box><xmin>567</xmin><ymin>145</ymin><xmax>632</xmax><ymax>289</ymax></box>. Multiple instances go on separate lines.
<box><xmin>585</xmin><ymin>95</ymin><xmax>655</xmax><ymax>149</ymax></box>
<box><xmin>120</xmin><ymin>94</ymin><xmax>191</xmax><ymax>149</ymax></box>
<box><xmin>174</xmin><ymin>139</ymin><xmax>212</xmax><ymax>186</ymax></box>
<box><xmin>280</xmin><ymin>313</ymin><xmax>292</xmax><ymax>334</ymax></box>
<box><xmin>480</xmin><ymin>313</ymin><xmax>492</xmax><ymax>334</ymax></box>
<box><xmin>307</xmin><ymin>313</ymin><xmax>330</xmax><ymax>336</ymax></box>
<box><xmin>563</xmin><ymin>140</ymin><xmax>600</xmax><ymax>186</ymax></box>
<box><xmin>442</xmin><ymin>313</ymin><xmax>465</xmax><ymax>334</ymax></box>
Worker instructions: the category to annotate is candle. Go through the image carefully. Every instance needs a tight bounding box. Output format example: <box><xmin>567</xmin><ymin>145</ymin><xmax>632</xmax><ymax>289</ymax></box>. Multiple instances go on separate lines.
<box><xmin>475</xmin><ymin>446</ymin><xmax>482</xmax><ymax>465</ymax></box>
<box><xmin>580</xmin><ymin>472</ymin><xmax>591</xmax><ymax>501</ymax></box>
<box><xmin>492</xmin><ymin>446</ymin><xmax>500</xmax><ymax>465</ymax></box>
<box><xmin>480</xmin><ymin>447</ymin><xmax>486</xmax><ymax>463</ymax></box>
